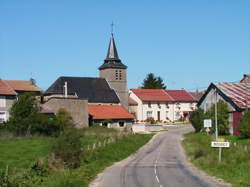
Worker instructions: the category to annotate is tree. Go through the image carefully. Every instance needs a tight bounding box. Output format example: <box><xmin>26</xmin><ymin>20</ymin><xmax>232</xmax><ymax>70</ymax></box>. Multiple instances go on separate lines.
<box><xmin>238</xmin><ymin>110</ymin><xmax>250</xmax><ymax>138</ymax></box>
<box><xmin>205</xmin><ymin>100</ymin><xmax>230</xmax><ymax>135</ymax></box>
<box><xmin>8</xmin><ymin>93</ymin><xmax>40</xmax><ymax>135</ymax></box>
<box><xmin>141</xmin><ymin>73</ymin><xmax>166</xmax><ymax>89</ymax></box>
<box><xmin>189</xmin><ymin>108</ymin><xmax>205</xmax><ymax>132</ymax></box>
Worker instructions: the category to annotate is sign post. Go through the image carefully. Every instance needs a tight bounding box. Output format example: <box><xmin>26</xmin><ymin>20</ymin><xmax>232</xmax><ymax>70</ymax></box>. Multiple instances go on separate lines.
<box><xmin>211</xmin><ymin>138</ymin><xmax>230</xmax><ymax>162</ymax></box>
<box><xmin>204</xmin><ymin>119</ymin><xmax>212</xmax><ymax>135</ymax></box>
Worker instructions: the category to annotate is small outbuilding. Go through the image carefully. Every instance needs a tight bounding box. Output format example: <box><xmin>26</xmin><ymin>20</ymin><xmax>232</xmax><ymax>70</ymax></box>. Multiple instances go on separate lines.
<box><xmin>198</xmin><ymin>82</ymin><xmax>250</xmax><ymax>135</ymax></box>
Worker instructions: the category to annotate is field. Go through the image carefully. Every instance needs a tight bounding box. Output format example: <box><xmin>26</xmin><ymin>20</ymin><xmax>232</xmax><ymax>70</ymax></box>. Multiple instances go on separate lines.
<box><xmin>0</xmin><ymin>126</ymin><xmax>154</xmax><ymax>186</ymax></box>
<box><xmin>182</xmin><ymin>133</ymin><xmax>250</xmax><ymax>187</ymax></box>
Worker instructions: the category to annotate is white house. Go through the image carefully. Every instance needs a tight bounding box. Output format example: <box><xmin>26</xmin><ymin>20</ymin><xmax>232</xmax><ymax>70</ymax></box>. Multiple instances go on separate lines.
<box><xmin>198</xmin><ymin>82</ymin><xmax>250</xmax><ymax>135</ymax></box>
<box><xmin>129</xmin><ymin>89</ymin><xmax>197</xmax><ymax>122</ymax></box>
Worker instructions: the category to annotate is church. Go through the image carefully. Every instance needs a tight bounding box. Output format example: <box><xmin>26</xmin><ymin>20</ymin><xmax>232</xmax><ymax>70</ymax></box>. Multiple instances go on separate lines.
<box><xmin>43</xmin><ymin>34</ymin><xmax>134</xmax><ymax>128</ymax></box>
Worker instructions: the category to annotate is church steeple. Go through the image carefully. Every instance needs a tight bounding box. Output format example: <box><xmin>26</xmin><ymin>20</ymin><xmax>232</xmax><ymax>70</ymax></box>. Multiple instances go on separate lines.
<box><xmin>99</xmin><ymin>34</ymin><xmax>127</xmax><ymax>70</ymax></box>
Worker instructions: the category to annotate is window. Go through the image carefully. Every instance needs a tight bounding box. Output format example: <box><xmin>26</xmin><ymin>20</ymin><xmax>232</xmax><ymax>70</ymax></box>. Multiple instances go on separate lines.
<box><xmin>148</xmin><ymin>102</ymin><xmax>151</xmax><ymax>108</ymax></box>
<box><xmin>146</xmin><ymin>111</ymin><xmax>153</xmax><ymax>118</ymax></box>
<box><xmin>157</xmin><ymin>103</ymin><xmax>161</xmax><ymax>109</ymax></box>
<box><xmin>166</xmin><ymin>103</ymin><xmax>169</xmax><ymax>108</ymax></box>
<box><xmin>115</xmin><ymin>70</ymin><xmax>122</xmax><ymax>80</ymax></box>
<box><xmin>175</xmin><ymin>112</ymin><xmax>180</xmax><ymax>119</ymax></box>
<box><xmin>119</xmin><ymin>121</ymin><xmax>125</xmax><ymax>127</ymax></box>
<box><xmin>166</xmin><ymin>111</ymin><xmax>169</xmax><ymax>120</ymax></box>
<box><xmin>0</xmin><ymin>112</ymin><xmax>6</xmax><ymax>123</ymax></box>
<box><xmin>0</xmin><ymin>96</ymin><xmax>6</xmax><ymax>107</ymax></box>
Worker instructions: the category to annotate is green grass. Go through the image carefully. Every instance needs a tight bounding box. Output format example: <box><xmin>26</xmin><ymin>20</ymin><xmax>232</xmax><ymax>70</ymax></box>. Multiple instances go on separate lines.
<box><xmin>182</xmin><ymin>133</ymin><xmax>250</xmax><ymax>187</ymax></box>
<box><xmin>42</xmin><ymin>133</ymin><xmax>154</xmax><ymax>187</ymax></box>
<box><xmin>0</xmin><ymin>137</ymin><xmax>54</xmax><ymax>174</ymax></box>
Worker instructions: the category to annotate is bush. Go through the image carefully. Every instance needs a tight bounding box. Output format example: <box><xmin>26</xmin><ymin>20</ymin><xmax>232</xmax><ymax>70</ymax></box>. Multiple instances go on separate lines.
<box><xmin>239</xmin><ymin>110</ymin><xmax>250</xmax><ymax>138</ymax></box>
<box><xmin>189</xmin><ymin>108</ymin><xmax>205</xmax><ymax>132</ymax></box>
<box><xmin>52</xmin><ymin>129</ymin><xmax>83</xmax><ymax>169</ymax></box>
<box><xmin>205</xmin><ymin>100</ymin><xmax>230</xmax><ymax>135</ymax></box>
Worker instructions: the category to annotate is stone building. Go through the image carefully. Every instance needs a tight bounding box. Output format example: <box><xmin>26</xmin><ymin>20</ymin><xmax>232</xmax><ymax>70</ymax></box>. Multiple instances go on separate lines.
<box><xmin>99</xmin><ymin>34</ymin><xmax>128</xmax><ymax>109</ymax></box>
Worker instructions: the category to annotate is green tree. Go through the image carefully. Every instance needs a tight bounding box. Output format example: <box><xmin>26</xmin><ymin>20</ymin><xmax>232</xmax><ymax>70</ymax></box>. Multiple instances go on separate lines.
<box><xmin>238</xmin><ymin>110</ymin><xmax>250</xmax><ymax>138</ymax></box>
<box><xmin>141</xmin><ymin>73</ymin><xmax>166</xmax><ymax>89</ymax></box>
<box><xmin>189</xmin><ymin>108</ymin><xmax>205</xmax><ymax>132</ymax></box>
<box><xmin>54</xmin><ymin>108</ymin><xmax>74</xmax><ymax>133</ymax></box>
<box><xmin>8</xmin><ymin>93</ymin><xmax>40</xmax><ymax>135</ymax></box>
<box><xmin>205</xmin><ymin>100</ymin><xmax>230</xmax><ymax>135</ymax></box>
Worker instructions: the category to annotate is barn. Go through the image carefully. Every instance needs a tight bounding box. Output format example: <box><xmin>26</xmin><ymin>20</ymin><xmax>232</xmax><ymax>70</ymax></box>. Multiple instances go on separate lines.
<box><xmin>198</xmin><ymin>82</ymin><xmax>250</xmax><ymax>135</ymax></box>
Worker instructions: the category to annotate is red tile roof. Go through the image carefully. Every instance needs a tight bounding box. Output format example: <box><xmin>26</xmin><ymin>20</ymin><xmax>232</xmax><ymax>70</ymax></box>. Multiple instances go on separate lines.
<box><xmin>88</xmin><ymin>105</ymin><xmax>134</xmax><ymax>120</ymax></box>
<box><xmin>165</xmin><ymin>90</ymin><xmax>196</xmax><ymax>102</ymax></box>
<box><xmin>5</xmin><ymin>80</ymin><xmax>41</xmax><ymax>92</ymax></box>
<box><xmin>215</xmin><ymin>82</ymin><xmax>250</xmax><ymax>109</ymax></box>
<box><xmin>0</xmin><ymin>79</ymin><xmax>17</xmax><ymax>95</ymax></box>
<box><xmin>189</xmin><ymin>90</ymin><xmax>206</xmax><ymax>101</ymax></box>
<box><xmin>130</xmin><ymin>89</ymin><xmax>174</xmax><ymax>102</ymax></box>
<box><xmin>129</xmin><ymin>97</ymin><xmax>138</xmax><ymax>105</ymax></box>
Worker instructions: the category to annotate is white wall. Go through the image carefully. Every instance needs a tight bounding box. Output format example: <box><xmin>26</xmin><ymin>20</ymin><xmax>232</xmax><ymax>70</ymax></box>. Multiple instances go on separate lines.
<box><xmin>129</xmin><ymin>92</ymin><xmax>196</xmax><ymax>122</ymax></box>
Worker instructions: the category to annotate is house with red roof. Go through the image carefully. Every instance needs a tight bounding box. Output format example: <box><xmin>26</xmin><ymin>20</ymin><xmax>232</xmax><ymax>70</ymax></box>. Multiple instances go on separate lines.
<box><xmin>129</xmin><ymin>89</ymin><xmax>196</xmax><ymax>122</ymax></box>
<box><xmin>88</xmin><ymin>105</ymin><xmax>134</xmax><ymax>128</ymax></box>
<box><xmin>0</xmin><ymin>79</ymin><xmax>17</xmax><ymax>123</ymax></box>
<box><xmin>198</xmin><ymin>82</ymin><xmax>250</xmax><ymax>135</ymax></box>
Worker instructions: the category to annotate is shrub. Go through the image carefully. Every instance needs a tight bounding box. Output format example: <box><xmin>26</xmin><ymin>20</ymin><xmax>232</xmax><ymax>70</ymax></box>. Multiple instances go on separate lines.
<box><xmin>189</xmin><ymin>108</ymin><xmax>205</xmax><ymax>132</ymax></box>
<box><xmin>146</xmin><ymin>117</ymin><xmax>155</xmax><ymax>124</ymax></box>
<box><xmin>0</xmin><ymin>166</ymin><xmax>11</xmax><ymax>187</ymax></box>
<box><xmin>7</xmin><ymin>93</ymin><xmax>40</xmax><ymax>135</ymax></box>
<box><xmin>205</xmin><ymin>100</ymin><xmax>230</xmax><ymax>135</ymax></box>
<box><xmin>239</xmin><ymin>110</ymin><xmax>250</xmax><ymax>138</ymax></box>
<box><xmin>52</xmin><ymin>129</ymin><xmax>83</xmax><ymax>168</ymax></box>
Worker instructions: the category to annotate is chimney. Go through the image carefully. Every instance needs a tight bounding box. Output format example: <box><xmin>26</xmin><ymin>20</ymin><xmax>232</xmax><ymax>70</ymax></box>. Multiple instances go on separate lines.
<box><xmin>64</xmin><ymin>81</ymin><xmax>68</xmax><ymax>98</ymax></box>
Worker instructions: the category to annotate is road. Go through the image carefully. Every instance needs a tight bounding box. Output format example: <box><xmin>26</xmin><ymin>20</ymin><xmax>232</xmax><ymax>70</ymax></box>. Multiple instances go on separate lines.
<box><xmin>91</xmin><ymin>125</ymin><xmax>229</xmax><ymax>187</ymax></box>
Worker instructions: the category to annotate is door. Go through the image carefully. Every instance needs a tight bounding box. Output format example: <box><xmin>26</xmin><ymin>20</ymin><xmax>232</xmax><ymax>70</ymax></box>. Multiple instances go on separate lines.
<box><xmin>157</xmin><ymin>111</ymin><xmax>160</xmax><ymax>121</ymax></box>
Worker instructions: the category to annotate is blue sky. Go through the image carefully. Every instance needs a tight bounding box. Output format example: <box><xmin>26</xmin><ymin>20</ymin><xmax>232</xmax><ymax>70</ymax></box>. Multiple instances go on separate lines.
<box><xmin>1</xmin><ymin>0</ymin><xmax>249</xmax><ymax>91</ymax></box>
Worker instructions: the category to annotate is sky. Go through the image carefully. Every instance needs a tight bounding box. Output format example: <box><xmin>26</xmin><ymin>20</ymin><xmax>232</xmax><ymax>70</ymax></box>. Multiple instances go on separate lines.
<box><xmin>1</xmin><ymin>0</ymin><xmax>250</xmax><ymax>91</ymax></box>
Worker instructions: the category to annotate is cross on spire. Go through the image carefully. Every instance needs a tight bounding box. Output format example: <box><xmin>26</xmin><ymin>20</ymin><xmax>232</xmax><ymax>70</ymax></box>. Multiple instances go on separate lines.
<box><xmin>111</xmin><ymin>22</ymin><xmax>114</xmax><ymax>35</ymax></box>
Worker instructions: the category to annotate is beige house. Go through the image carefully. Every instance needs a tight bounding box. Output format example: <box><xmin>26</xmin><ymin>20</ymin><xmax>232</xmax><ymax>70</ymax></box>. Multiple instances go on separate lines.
<box><xmin>129</xmin><ymin>89</ymin><xmax>197</xmax><ymax>122</ymax></box>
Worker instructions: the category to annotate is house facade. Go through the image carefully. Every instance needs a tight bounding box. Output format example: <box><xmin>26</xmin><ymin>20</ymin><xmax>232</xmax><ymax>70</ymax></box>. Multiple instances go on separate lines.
<box><xmin>129</xmin><ymin>89</ymin><xmax>197</xmax><ymax>122</ymax></box>
<box><xmin>0</xmin><ymin>79</ymin><xmax>17</xmax><ymax>123</ymax></box>
<box><xmin>198</xmin><ymin>82</ymin><xmax>250</xmax><ymax>135</ymax></box>
<box><xmin>0</xmin><ymin>79</ymin><xmax>41</xmax><ymax>123</ymax></box>
<box><xmin>88</xmin><ymin>105</ymin><xmax>134</xmax><ymax>128</ymax></box>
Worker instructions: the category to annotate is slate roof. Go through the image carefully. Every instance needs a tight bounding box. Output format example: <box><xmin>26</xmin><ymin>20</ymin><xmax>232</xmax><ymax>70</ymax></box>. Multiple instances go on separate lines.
<box><xmin>0</xmin><ymin>79</ymin><xmax>17</xmax><ymax>96</ymax></box>
<box><xmin>45</xmin><ymin>76</ymin><xmax>120</xmax><ymax>103</ymax></box>
<box><xmin>130</xmin><ymin>89</ymin><xmax>174</xmax><ymax>102</ymax></box>
<box><xmin>165</xmin><ymin>90</ymin><xmax>196</xmax><ymax>102</ymax></box>
<box><xmin>5</xmin><ymin>80</ymin><xmax>41</xmax><ymax>92</ymax></box>
<box><xmin>99</xmin><ymin>34</ymin><xmax>127</xmax><ymax>70</ymax></box>
<box><xmin>88</xmin><ymin>105</ymin><xmax>134</xmax><ymax>120</ymax></box>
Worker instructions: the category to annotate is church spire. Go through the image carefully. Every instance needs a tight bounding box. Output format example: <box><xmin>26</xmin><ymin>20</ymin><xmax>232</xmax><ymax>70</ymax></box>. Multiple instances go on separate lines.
<box><xmin>106</xmin><ymin>34</ymin><xmax>119</xmax><ymax>60</ymax></box>
<box><xmin>99</xmin><ymin>33</ymin><xmax>127</xmax><ymax>70</ymax></box>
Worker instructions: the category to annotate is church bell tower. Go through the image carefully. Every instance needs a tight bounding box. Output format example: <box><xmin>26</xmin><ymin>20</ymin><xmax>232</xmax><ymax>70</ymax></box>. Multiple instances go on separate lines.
<box><xmin>99</xmin><ymin>34</ymin><xmax>128</xmax><ymax>109</ymax></box>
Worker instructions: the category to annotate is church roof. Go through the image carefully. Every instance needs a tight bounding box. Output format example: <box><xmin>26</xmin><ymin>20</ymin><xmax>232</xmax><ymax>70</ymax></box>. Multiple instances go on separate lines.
<box><xmin>99</xmin><ymin>34</ymin><xmax>127</xmax><ymax>70</ymax></box>
<box><xmin>45</xmin><ymin>76</ymin><xmax>120</xmax><ymax>104</ymax></box>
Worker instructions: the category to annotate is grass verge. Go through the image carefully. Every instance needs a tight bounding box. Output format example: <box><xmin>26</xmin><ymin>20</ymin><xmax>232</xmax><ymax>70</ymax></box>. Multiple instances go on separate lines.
<box><xmin>42</xmin><ymin>133</ymin><xmax>154</xmax><ymax>187</ymax></box>
<box><xmin>182</xmin><ymin>132</ymin><xmax>250</xmax><ymax>187</ymax></box>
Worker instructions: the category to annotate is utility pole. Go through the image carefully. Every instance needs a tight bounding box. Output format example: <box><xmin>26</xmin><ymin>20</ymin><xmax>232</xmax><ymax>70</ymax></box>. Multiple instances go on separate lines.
<box><xmin>214</xmin><ymin>89</ymin><xmax>218</xmax><ymax>140</ymax></box>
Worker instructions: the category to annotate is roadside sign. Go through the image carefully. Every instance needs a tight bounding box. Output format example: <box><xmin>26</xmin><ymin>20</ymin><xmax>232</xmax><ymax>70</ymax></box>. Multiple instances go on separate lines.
<box><xmin>211</xmin><ymin>141</ymin><xmax>230</xmax><ymax>148</ymax></box>
<box><xmin>204</xmin><ymin>119</ymin><xmax>212</xmax><ymax>128</ymax></box>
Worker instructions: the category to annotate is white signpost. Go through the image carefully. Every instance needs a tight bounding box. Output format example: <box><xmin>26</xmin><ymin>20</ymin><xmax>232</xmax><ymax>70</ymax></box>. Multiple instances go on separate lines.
<box><xmin>211</xmin><ymin>141</ymin><xmax>230</xmax><ymax>148</ymax></box>
<box><xmin>204</xmin><ymin>119</ymin><xmax>212</xmax><ymax>135</ymax></box>
<box><xmin>211</xmin><ymin>139</ymin><xmax>230</xmax><ymax>162</ymax></box>
<box><xmin>204</xmin><ymin>119</ymin><xmax>212</xmax><ymax>128</ymax></box>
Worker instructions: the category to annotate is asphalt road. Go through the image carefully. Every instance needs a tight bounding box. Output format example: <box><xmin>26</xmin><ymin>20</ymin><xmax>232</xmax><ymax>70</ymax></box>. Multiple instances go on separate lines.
<box><xmin>91</xmin><ymin>125</ymin><xmax>229</xmax><ymax>187</ymax></box>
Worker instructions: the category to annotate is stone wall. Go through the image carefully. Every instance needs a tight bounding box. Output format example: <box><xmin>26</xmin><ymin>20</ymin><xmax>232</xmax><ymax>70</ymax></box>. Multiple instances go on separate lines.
<box><xmin>43</xmin><ymin>97</ymin><xmax>88</xmax><ymax>128</ymax></box>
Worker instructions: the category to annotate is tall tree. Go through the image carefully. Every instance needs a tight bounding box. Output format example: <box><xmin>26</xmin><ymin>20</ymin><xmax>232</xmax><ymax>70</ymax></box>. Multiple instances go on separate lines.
<box><xmin>141</xmin><ymin>73</ymin><xmax>166</xmax><ymax>89</ymax></box>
